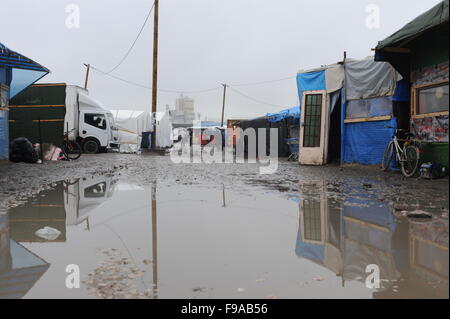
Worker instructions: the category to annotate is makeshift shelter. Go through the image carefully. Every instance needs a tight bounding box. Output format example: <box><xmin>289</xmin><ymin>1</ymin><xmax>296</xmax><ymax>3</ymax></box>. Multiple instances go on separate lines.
<box><xmin>110</xmin><ymin>110</ymin><xmax>152</xmax><ymax>153</ymax></box>
<box><xmin>154</xmin><ymin>111</ymin><xmax>173</xmax><ymax>148</ymax></box>
<box><xmin>0</xmin><ymin>42</ymin><xmax>49</xmax><ymax>160</ymax></box>
<box><xmin>375</xmin><ymin>0</ymin><xmax>449</xmax><ymax>169</ymax></box>
<box><xmin>111</xmin><ymin>110</ymin><xmax>173</xmax><ymax>152</ymax></box>
<box><xmin>237</xmin><ymin>116</ymin><xmax>290</xmax><ymax>158</ymax></box>
<box><xmin>296</xmin><ymin>56</ymin><xmax>406</xmax><ymax>165</ymax></box>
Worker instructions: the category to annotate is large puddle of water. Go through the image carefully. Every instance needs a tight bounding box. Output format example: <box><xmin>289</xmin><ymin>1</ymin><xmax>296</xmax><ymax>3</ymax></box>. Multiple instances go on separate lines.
<box><xmin>1</xmin><ymin>175</ymin><xmax>448</xmax><ymax>299</ymax></box>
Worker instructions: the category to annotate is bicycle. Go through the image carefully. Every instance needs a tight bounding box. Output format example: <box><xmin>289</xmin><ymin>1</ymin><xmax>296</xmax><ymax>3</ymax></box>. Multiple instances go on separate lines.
<box><xmin>381</xmin><ymin>126</ymin><xmax>421</xmax><ymax>177</ymax></box>
<box><xmin>62</xmin><ymin>129</ymin><xmax>82</xmax><ymax>160</ymax></box>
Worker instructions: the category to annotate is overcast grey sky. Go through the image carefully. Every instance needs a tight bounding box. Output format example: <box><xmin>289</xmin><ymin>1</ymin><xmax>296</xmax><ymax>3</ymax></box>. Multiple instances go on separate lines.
<box><xmin>1</xmin><ymin>0</ymin><xmax>442</xmax><ymax>120</ymax></box>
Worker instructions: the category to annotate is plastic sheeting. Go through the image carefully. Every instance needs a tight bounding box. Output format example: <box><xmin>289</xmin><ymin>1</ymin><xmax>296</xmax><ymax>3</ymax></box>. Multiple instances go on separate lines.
<box><xmin>296</xmin><ymin>70</ymin><xmax>326</xmax><ymax>107</ymax></box>
<box><xmin>0</xmin><ymin>110</ymin><xmax>8</xmax><ymax>160</ymax></box>
<box><xmin>343</xmin><ymin>118</ymin><xmax>397</xmax><ymax>165</ymax></box>
<box><xmin>345</xmin><ymin>96</ymin><xmax>393</xmax><ymax>119</ymax></box>
<box><xmin>344</xmin><ymin>58</ymin><xmax>402</xmax><ymax>100</ymax></box>
<box><xmin>155</xmin><ymin>112</ymin><xmax>173</xmax><ymax>148</ymax></box>
<box><xmin>266</xmin><ymin>106</ymin><xmax>300</xmax><ymax>123</ymax></box>
<box><xmin>0</xmin><ymin>43</ymin><xmax>50</xmax><ymax>98</ymax></box>
<box><xmin>376</xmin><ymin>0</ymin><xmax>449</xmax><ymax>50</ymax></box>
<box><xmin>110</xmin><ymin>110</ymin><xmax>152</xmax><ymax>153</ymax></box>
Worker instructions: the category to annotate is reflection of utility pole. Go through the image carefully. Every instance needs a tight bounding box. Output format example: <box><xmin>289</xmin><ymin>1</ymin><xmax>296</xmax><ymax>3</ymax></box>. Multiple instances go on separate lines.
<box><xmin>83</xmin><ymin>63</ymin><xmax>90</xmax><ymax>89</ymax></box>
<box><xmin>151</xmin><ymin>181</ymin><xmax>158</xmax><ymax>298</ymax></box>
<box><xmin>220</xmin><ymin>84</ymin><xmax>227</xmax><ymax>127</ymax></box>
<box><xmin>151</xmin><ymin>0</ymin><xmax>159</xmax><ymax>150</ymax></box>
<box><xmin>222</xmin><ymin>184</ymin><xmax>226</xmax><ymax>207</ymax></box>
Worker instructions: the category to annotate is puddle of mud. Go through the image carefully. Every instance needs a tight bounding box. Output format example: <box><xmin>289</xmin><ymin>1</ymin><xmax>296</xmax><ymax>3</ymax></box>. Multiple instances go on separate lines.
<box><xmin>0</xmin><ymin>175</ymin><xmax>448</xmax><ymax>299</ymax></box>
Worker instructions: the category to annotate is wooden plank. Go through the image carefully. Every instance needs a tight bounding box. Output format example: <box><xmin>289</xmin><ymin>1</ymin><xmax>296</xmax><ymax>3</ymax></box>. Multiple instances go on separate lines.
<box><xmin>344</xmin><ymin>115</ymin><xmax>391</xmax><ymax>123</ymax></box>
<box><xmin>344</xmin><ymin>216</ymin><xmax>390</xmax><ymax>233</ymax></box>
<box><xmin>412</xmin><ymin>111</ymin><xmax>449</xmax><ymax>119</ymax></box>
<box><xmin>31</xmin><ymin>119</ymin><xmax>64</xmax><ymax>123</ymax></box>
<box><xmin>8</xmin><ymin>105</ymin><xmax>65</xmax><ymax>108</ymax></box>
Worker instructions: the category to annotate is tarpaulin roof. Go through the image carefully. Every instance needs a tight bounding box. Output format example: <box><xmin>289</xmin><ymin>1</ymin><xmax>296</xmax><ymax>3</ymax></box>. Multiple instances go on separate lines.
<box><xmin>376</xmin><ymin>0</ymin><xmax>449</xmax><ymax>50</ymax></box>
<box><xmin>0</xmin><ymin>43</ymin><xmax>49</xmax><ymax>72</ymax></box>
<box><xmin>0</xmin><ymin>42</ymin><xmax>50</xmax><ymax>98</ymax></box>
<box><xmin>266</xmin><ymin>106</ymin><xmax>300</xmax><ymax>123</ymax></box>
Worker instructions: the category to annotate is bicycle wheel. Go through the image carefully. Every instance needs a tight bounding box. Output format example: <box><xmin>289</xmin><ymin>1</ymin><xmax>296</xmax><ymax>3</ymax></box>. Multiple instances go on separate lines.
<box><xmin>381</xmin><ymin>141</ymin><xmax>394</xmax><ymax>171</ymax></box>
<box><xmin>401</xmin><ymin>145</ymin><xmax>420</xmax><ymax>177</ymax></box>
<box><xmin>63</xmin><ymin>141</ymin><xmax>82</xmax><ymax>160</ymax></box>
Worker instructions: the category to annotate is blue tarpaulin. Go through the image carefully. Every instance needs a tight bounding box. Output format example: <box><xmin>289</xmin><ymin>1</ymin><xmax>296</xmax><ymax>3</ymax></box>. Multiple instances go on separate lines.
<box><xmin>343</xmin><ymin>118</ymin><xmax>397</xmax><ymax>165</ymax></box>
<box><xmin>296</xmin><ymin>70</ymin><xmax>326</xmax><ymax>107</ymax></box>
<box><xmin>0</xmin><ymin>43</ymin><xmax>50</xmax><ymax>98</ymax></box>
<box><xmin>266</xmin><ymin>106</ymin><xmax>300</xmax><ymax>123</ymax></box>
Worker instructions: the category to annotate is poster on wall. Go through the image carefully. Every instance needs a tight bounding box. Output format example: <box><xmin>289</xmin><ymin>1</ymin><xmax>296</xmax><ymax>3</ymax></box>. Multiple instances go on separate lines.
<box><xmin>411</xmin><ymin>115</ymin><xmax>449</xmax><ymax>143</ymax></box>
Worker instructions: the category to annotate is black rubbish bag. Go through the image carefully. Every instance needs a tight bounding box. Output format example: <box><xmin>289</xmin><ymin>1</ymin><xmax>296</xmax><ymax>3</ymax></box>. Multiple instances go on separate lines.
<box><xmin>9</xmin><ymin>137</ymin><xmax>40</xmax><ymax>163</ymax></box>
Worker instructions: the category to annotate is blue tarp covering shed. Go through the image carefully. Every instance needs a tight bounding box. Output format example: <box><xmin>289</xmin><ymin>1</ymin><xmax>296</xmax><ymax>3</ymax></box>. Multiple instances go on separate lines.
<box><xmin>266</xmin><ymin>106</ymin><xmax>300</xmax><ymax>123</ymax></box>
<box><xmin>296</xmin><ymin>70</ymin><xmax>326</xmax><ymax>107</ymax></box>
<box><xmin>343</xmin><ymin>118</ymin><xmax>397</xmax><ymax>165</ymax></box>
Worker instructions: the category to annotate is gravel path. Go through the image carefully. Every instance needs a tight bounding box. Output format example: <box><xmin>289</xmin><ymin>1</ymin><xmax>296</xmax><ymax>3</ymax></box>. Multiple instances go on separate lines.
<box><xmin>1</xmin><ymin>152</ymin><xmax>448</xmax><ymax>213</ymax></box>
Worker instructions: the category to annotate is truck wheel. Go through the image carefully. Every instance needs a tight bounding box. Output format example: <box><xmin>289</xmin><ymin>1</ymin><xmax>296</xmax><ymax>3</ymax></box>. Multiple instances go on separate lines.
<box><xmin>83</xmin><ymin>139</ymin><xmax>100</xmax><ymax>154</ymax></box>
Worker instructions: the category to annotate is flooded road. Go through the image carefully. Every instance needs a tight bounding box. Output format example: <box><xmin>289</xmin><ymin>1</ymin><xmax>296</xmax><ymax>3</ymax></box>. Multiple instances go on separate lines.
<box><xmin>1</xmin><ymin>175</ymin><xmax>448</xmax><ymax>299</ymax></box>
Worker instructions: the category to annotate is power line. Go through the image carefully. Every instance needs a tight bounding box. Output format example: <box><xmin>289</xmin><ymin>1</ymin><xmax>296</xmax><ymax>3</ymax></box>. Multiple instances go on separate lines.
<box><xmin>104</xmin><ymin>2</ymin><xmax>155</xmax><ymax>74</ymax></box>
<box><xmin>229</xmin><ymin>75</ymin><xmax>296</xmax><ymax>87</ymax></box>
<box><xmin>228</xmin><ymin>85</ymin><xmax>292</xmax><ymax>108</ymax></box>
<box><xmin>91</xmin><ymin>65</ymin><xmax>221</xmax><ymax>94</ymax></box>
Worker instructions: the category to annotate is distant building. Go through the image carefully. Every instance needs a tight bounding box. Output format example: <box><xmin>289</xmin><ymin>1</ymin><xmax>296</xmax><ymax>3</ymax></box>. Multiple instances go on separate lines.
<box><xmin>172</xmin><ymin>94</ymin><xmax>195</xmax><ymax>125</ymax></box>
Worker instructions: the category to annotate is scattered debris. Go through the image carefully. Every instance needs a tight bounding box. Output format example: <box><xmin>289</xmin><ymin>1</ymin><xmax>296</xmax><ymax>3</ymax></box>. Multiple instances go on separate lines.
<box><xmin>407</xmin><ymin>210</ymin><xmax>433</xmax><ymax>219</ymax></box>
<box><xmin>34</xmin><ymin>226</ymin><xmax>61</xmax><ymax>241</ymax></box>
<box><xmin>313</xmin><ymin>275</ymin><xmax>324</xmax><ymax>282</ymax></box>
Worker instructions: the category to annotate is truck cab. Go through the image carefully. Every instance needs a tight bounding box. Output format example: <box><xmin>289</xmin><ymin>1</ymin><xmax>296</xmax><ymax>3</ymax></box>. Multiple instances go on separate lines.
<box><xmin>77</xmin><ymin>93</ymin><xmax>119</xmax><ymax>153</ymax></box>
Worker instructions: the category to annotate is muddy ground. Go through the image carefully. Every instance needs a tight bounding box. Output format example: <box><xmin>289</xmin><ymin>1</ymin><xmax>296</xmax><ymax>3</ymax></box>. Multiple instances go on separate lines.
<box><xmin>1</xmin><ymin>152</ymin><xmax>448</xmax><ymax>213</ymax></box>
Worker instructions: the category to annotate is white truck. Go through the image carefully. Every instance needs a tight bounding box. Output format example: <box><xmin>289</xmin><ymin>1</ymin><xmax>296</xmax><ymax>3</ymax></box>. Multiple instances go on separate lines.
<box><xmin>9</xmin><ymin>83</ymin><xmax>119</xmax><ymax>154</ymax></box>
<box><xmin>65</xmin><ymin>85</ymin><xmax>119</xmax><ymax>153</ymax></box>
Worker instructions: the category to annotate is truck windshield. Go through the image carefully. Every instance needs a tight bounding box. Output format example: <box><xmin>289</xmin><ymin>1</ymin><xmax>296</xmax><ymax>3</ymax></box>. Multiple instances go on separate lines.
<box><xmin>107</xmin><ymin>113</ymin><xmax>116</xmax><ymax>129</ymax></box>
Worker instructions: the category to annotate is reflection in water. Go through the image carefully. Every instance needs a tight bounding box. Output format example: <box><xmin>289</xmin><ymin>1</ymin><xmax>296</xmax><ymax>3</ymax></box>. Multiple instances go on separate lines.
<box><xmin>296</xmin><ymin>181</ymin><xmax>449</xmax><ymax>298</ymax></box>
<box><xmin>1</xmin><ymin>175</ymin><xmax>118</xmax><ymax>299</ymax></box>
<box><xmin>0</xmin><ymin>213</ymin><xmax>49</xmax><ymax>299</ymax></box>
<box><xmin>1</xmin><ymin>176</ymin><xmax>448</xmax><ymax>299</ymax></box>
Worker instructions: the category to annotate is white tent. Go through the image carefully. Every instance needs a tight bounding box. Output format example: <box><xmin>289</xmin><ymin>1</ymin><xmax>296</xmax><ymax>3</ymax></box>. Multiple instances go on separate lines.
<box><xmin>110</xmin><ymin>110</ymin><xmax>173</xmax><ymax>152</ymax></box>
<box><xmin>110</xmin><ymin>110</ymin><xmax>152</xmax><ymax>153</ymax></box>
<box><xmin>155</xmin><ymin>111</ymin><xmax>173</xmax><ymax>148</ymax></box>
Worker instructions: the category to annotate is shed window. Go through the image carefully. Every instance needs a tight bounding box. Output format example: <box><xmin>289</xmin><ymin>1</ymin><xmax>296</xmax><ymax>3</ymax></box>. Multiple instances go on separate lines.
<box><xmin>416</xmin><ymin>82</ymin><xmax>449</xmax><ymax>115</ymax></box>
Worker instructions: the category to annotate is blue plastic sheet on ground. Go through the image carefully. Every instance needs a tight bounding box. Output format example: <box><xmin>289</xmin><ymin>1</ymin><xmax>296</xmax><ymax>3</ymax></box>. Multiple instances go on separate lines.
<box><xmin>343</xmin><ymin>118</ymin><xmax>397</xmax><ymax>165</ymax></box>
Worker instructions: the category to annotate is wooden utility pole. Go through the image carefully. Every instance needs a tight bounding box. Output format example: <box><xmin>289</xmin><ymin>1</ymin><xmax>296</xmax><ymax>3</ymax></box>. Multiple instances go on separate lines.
<box><xmin>83</xmin><ymin>64</ymin><xmax>90</xmax><ymax>89</ymax></box>
<box><xmin>151</xmin><ymin>0</ymin><xmax>159</xmax><ymax>149</ymax></box>
<box><xmin>220</xmin><ymin>83</ymin><xmax>227</xmax><ymax>127</ymax></box>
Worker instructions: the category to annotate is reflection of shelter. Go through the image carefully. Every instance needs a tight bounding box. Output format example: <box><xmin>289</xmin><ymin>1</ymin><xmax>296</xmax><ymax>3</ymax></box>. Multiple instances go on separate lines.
<box><xmin>296</xmin><ymin>182</ymin><xmax>404</xmax><ymax>291</ymax></box>
<box><xmin>408</xmin><ymin>219</ymin><xmax>449</xmax><ymax>294</ymax></box>
<box><xmin>0</xmin><ymin>213</ymin><xmax>49</xmax><ymax>299</ymax></box>
<box><xmin>296</xmin><ymin>184</ymin><xmax>449</xmax><ymax>298</ymax></box>
<box><xmin>8</xmin><ymin>183</ymin><xmax>67</xmax><ymax>242</ymax></box>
